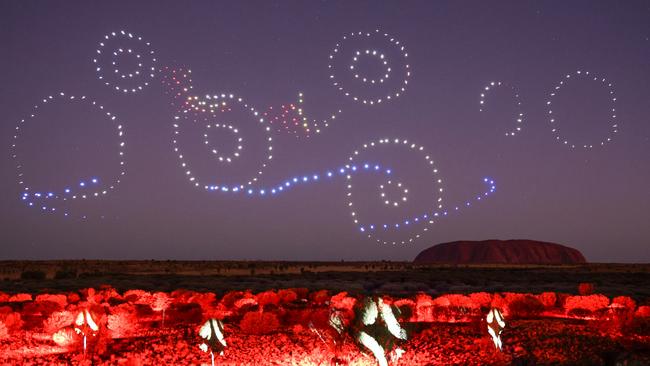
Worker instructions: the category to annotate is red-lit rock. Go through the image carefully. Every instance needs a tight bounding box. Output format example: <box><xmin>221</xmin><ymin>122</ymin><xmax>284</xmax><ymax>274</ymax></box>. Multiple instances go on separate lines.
<box><xmin>414</xmin><ymin>239</ymin><xmax>587</xmax><ymax>264</ymax></box>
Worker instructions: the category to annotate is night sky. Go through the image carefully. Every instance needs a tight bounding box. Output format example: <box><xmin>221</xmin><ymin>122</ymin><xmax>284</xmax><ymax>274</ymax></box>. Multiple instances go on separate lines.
<box><xmin>1</xmin><ymin>1</ymin><xmax>649</xmax><ymax>262</ymax></box>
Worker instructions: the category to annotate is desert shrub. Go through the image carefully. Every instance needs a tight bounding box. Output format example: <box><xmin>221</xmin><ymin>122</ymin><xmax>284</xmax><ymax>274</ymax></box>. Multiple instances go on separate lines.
<box><xmin>564</xmin><ymin>294</ymin><xmax>610</xmax><ymax>314</ymax></box>
<box><xmin>0</xmin><ymin>321</ymin><xmax>8</xmax><ymax>340</ymax></box>
<box><xmin>330</xmin><ymin>292</ymin><xmax>356</xmax><ymax>311</ymax></box>
<box><xmin>20</xmin><ymin>270</ymin><xmax>46</xmax><ymax>280</ymax></box>
<box><xmin>277</xmin><ymin>289</ymin><xmax>298</xmax><ymax>304</ymax></box>
<box><xmin>107</xmin><ymin>304</ymin><xmax>139</xmax><ymax>339</ymax></box>
<box><xmin>43</xmin><ymin>310</ymin><xmax>75</xmax><ymax>334</ymax></box>
<box><xmin>469</xmin><ymin>292</ymin><xmax>493</xmax><ymax>309</ymax></box>
<box><xmin>578</xmin><ymin>282</ymin><xmax>595</xmax><ymax>296</ymax></box>
<box><xmin>611</xmin><ymin>296</ymin><xmax>636</xmax><ymax>310</ymax></box>
<box><xmin>310</xmin><ymin>290</ymin><xmax>330</xmax><ymax>305</ymax></box>
<box><xmin>24</xmin><ymin>300</ymin><xmax>63</xmax><ymax>318</ymax></box>
<box><xmin>508</xmin><ymin>295</ymin><xmax>545</xmax><ymax>318</ymax></box>
<box><xmin>166</xmin><ymin>303</ymin><xmax>202</xmax><ymax>325</ymax></box>
<box><xmin>220</xmin><ymin>291</ymin><xmax>246</xmax><ymax>308</ymax></box>
<box><xmin>0</xmin><ymin>311</ymin><xmax>23</xmax><ymax>332</ymax></box>
<box><xmin>54</xmin><ymin>269</ymin><xmax>77</xmax><ymax>279</ymax></box>
<box><xmin>635</xmin><ymin>306</ymin><xmax>650</xmax><ymax>318</ymax></box>
<box><xmin>36</xmin><ymin>294</ymin><xmax>68</xmax><ymax>308</ymax></box>
<box><xmin>536</xmin><ymin>292</ymin><xmax>557</xmax><ymax>308</ymax></box>
<box><xmin>9</xmin><ymin>293</ymin><xmax>32</xmax><ymax>302</ymax></box>
<box><xmin>67</xmin><ymin>292</ymin><xmax>81</xmax><ymax>304</ymax></box>
<box><xmin>52</xmin><ymin>327</ymin><xmax>77</xmax><ymax>347</ymax></box>
<box><xmin>239</xmin><ymin>311</ymin><xmax>280</xmax><ymax>334</ymax></box>
<box><xmin>256</xmin><ymin>290</ymin><xmax>280</xmax><ymax>309</ymax></box>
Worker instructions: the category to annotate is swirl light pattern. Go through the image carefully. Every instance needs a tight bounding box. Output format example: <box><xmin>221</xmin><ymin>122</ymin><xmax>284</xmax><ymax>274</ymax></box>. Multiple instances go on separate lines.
<box><xmin>479</xmin><ymin>81</ymin><xmax>524</xmax><ymax>137</ymax></box>
<box><xmin>172</xmin><ymin>93</ymin><xmax>273</xmax><ymax>190</ymax></box>
<box><xmin>11</xmin><ymin>92</ymin><xmax>126</xmax><ymax>218</ymax></box>
<box><xmin>94</xmin><ymin>30</ymin><xmax>157</xmax><ymax>94</ymax></box>
<box><xmin>346</xmin><ymin>138</ymin><xmax>496</xmax><ymax>245</ymax></box>
<box><xmin>329</xmin><ymin>29</ymin><xmax>411</xmax><ymax>105</ymax></box>
<box><xmin>547</xmin><ymin>70</ymin><xmax>619</xmax><ymax>149</ymax></box>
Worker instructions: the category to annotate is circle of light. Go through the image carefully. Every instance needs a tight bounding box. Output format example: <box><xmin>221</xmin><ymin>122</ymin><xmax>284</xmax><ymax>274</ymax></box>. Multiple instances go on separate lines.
<box><xmin>10</xmin><ymin>92</ymin><xmax>126</xmax><ymax>218</ymax></box>
<box><xmin>203</xmin><ymin>123</ymin><xmax>243</xmax><ymax>163</ymax></box>
<box><xmin>379</xmin><ymin>180</ymin><xmax>408</xmax><ymax>207</ymax></box>
<box><xmin>346</xmin><ymin>138</ymin><xmax>443</xmax><ymax>245</ymax></box>
<box><xmin>93</xmin><ymin>30</ymin><xmax>157</xmax><ymax>94</ymax></box>
<box><xmin>172</xmin><ymin>93</ymin><xmax>273</xmax><ymax>191</ymax></box>
<box><xmin>479</xmin><ymin>81</ymin><xmax>524</xmax><ymax>137</ymax></box>
<box><xmin>329</xmin><ymin>29</ymin><xmax>411</xmax><ymax>105</ymax></box>
<box><xmin>351</xmin><ymin>49</ymin><xmax>390</xmax><ymax>84</ymax></box>
<box><xmin>547</xmin><ymin>70</ymin><xmax>619</xmax><ymax>149</ymax></box>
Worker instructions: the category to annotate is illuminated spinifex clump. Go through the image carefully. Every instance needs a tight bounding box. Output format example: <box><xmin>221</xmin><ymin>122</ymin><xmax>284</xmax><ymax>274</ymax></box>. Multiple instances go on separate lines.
<box><xmin>329</xmin><ymin>29</ymin><xmax>411</xmax><ymax>105</ymax></box>
<box><xmin>547</xmin><ymin>70</ymin><xmax>619</xmax><ymax>149</ymax></box>
<box><xmin>93</xmin><ymin>30</ymin><xmax>157</xmax><ymax>94</ymax></box>
<box><xmin>479</xmin><ymin>81</ymin><xmax>524</xmax><ymax>137</ymax></box>
<box><xmin>10</xmin><ymin>92</ymin><xmax>126</xmax><ymax>218</ymax></box>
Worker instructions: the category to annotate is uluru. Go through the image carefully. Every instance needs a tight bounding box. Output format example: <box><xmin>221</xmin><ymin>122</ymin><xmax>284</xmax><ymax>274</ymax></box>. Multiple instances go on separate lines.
<box><xmin>413</xmin><ymin>239</ymin><xmax>587</xmax><ymax>264</ymax></box>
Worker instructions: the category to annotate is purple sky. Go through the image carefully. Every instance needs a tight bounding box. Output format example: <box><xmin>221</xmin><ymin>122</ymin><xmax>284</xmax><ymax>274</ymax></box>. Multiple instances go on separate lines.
<box><xmin>1</xmin><ymin>1</ymin><xmax>649</xmax><ymax>262</ymax></box>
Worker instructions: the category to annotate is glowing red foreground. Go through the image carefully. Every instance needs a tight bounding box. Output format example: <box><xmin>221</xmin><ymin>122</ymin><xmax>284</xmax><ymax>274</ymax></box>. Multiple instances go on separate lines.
<box><xmin>0</xmin><ymin>288</ymin><xmax>649</xmax><ymax>365</ymax></box>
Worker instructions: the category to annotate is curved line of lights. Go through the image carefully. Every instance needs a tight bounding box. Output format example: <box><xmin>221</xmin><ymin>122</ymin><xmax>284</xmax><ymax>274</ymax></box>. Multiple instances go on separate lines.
<box><xmin>11</xmin><ymin>92</ymin><xmax>126</xmax><ymax>219</ymax></box>
<box><xmin>479</xmin><ymin>81</ymin><xmax>524</xmax><ymax>137</ymax></box>
<box><xmin>14</xmin><ymin>29</ymin><xmax>499</xmax><ymax>246</ymax></box>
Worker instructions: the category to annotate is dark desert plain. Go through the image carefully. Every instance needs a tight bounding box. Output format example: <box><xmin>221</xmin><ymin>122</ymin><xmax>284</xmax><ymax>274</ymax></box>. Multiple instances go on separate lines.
<box><xmin>0</xmin><ymin>260</ymin><xmax>649</xmax><ymax>300</ymax></box>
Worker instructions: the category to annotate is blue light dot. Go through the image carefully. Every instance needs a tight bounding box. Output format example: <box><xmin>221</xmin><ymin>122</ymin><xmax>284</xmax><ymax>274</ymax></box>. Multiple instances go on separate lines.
<box><xmin>80</xmin><ymin>182</ymin><xmax>85</xmax><ymax>187</ymax></box>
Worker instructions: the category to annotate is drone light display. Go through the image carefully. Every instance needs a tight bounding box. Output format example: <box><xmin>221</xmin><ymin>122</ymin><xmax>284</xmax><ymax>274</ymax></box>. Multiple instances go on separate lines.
<box><xmin>547</xmin><ymin>70</ymin><xmax>619</xmax><ymax>149</ymax></box>
<box><xmin>93</xmin><ymin>30</ymin><xmax>157</xmax><ymax>94</ymax></box>
<box><xmin>479</xmin><ymin>81</ymin><xmax>524</xmax><ymax>137</ymax></box>
<box><xmin>10</xmin><ymin>92</ymin><xmax>126</xmax><ymax>219</ymax></box>
<box><xmin>328</xmin><ymin>29</ymin><xmax>411</xmax><ymax>106</ymax></box>
<box><xmin>14</xmin><ymin>26</ymin><xmax>622</xmax><ymax>245</ymax></box>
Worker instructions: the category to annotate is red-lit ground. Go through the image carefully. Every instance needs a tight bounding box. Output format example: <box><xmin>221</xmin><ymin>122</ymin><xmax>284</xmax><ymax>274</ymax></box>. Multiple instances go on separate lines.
<box><xmin>1</xmin><ymin>286</ymin><xmax>649</xmax><ymax>365</ymax></box>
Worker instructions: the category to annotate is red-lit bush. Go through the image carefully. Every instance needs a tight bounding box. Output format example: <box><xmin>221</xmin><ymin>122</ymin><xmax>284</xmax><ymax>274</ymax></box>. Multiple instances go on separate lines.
<box><xmin>578</xmin><ymin>282</ymin><xmax>595</xmax><ymax>296</ymax></box>
<box><xmin>107</xmin><ymin>304</ymin><xmax>139</xmax><ymax>338</ymax></box>
<box><xmin>277</xmin><ymin>289</ymin><xmax>298</xmax><ymax>304</ymax></box>
<box><xmin>469</xmin><ymin>292</ymin><xmax>493</xmax><ymax>309</ymax></box>
<box><xmin>256</xmin><ymin>290</ymin><xmax>280</xmax><ymax>309</ymax></box>
<box><xmin>536</xmin><ymin>292</ymin><xmax>557</xmax><ymax>308</ymax></box>
<box><xmin>8</xmin><ymin>293</ymin><xmax>31</xmax><ymax>302</ymax></box>
<box><xmin>239</xmin><ymin>311</ymin><xmax>280</xmax><ymax>334</ymax></box>
<box><xmin>564</xmin><ymin>294</ymin><xmax>610</xmax><ymax>316</ymax></box>
<box><xmin>0</xmin><ymin>321</ymin><xmax>8</xmax><ymax>340</ymax></box>
<box><xmin>310</xmin><ymin>289</ymin><xmax>330</xmax><ymax>305</ymax></box>
<box><xmin>43</xmin><ymin>310</ymin><xmax>75</xmax><ymax>334</ymax></box>
<box><xmin>508</xmin><ymin>295</ymin><xmax>545</xmax><ymax>318</ymax></box>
